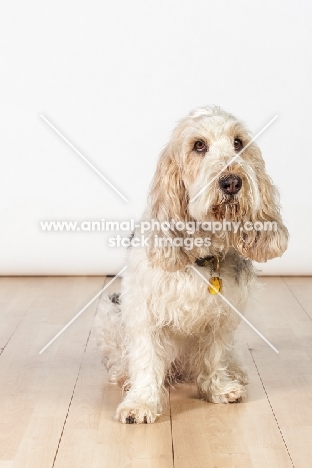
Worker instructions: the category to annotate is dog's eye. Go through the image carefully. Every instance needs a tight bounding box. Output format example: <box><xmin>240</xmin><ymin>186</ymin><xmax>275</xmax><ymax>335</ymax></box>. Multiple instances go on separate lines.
<box><xmin>234</xmin><ymin>138</ymin><xmax>243</xmax><ymax>152</ymax></box>
<box><xmin>194</xmin><ymin>140</ymin><xmax>207</xmax><ymax>153</ymax></box>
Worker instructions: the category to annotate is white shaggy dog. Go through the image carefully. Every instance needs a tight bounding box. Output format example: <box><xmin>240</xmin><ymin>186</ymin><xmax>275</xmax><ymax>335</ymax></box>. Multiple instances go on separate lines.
<box><xmin>96</xmin><ymin>106</ymin><xmax>288</xmax><ymax>424</ymax></box>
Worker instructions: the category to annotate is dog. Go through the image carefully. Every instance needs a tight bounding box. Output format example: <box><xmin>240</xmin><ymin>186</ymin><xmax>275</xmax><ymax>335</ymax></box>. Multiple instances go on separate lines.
<box><xmin>96</xmin><ymin>106</ymin><xmax>288</xmax><ymax>424</ymax></box>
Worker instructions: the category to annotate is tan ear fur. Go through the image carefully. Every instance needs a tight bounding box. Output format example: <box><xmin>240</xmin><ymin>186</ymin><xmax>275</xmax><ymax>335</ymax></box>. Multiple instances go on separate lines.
<box><xmin>232</xmin><ymin>146</ymin><xmax>289</xmax><ymax>262</ymax></box>
<box><xmin>147</xmin><ymin>144</ymin><xmax>193</xmax><ymax>271</ymax></box>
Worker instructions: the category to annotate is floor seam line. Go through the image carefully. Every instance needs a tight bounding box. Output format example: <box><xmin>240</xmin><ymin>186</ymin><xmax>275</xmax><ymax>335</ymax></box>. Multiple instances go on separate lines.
<box><xmin>0</xmin><ymin>316</ymin><xmax>25</xmax><ymax>357</ymax></box>
<box><xmin>281</xmin><ymin>277</ymin><xmax>312</xmax><ymax>321</ymax></box>
<box><xmin>51</xmin><ymin>343</ymin><xmax>86</xmax><ymax>468</ymax></box>
<box><xmin>249</xmin><ymin>348</ymin><xmax>295</xmax><ymax>468</ymax></box>
<box><xmin>0</xmin><ymin>302</ymin><xmax>33</xmax><ymax>357</ymax></box>
<box><xmin>51</xmin><ymin>276</ymin><xmax>106</xmax><ymax>468</ymax></box>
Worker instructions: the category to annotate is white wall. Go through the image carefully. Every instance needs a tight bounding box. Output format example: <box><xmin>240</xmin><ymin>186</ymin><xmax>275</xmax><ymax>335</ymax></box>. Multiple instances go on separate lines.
<box><xmin>0</xmin><ymin>0</ymin><xmax>311</xmax><ymax>275</ymax></box>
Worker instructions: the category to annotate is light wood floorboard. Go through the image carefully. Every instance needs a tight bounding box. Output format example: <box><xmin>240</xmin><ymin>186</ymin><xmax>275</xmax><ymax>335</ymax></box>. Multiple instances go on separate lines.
<box><xmin>0</xmin><ymin>276</ymin><xmax>311</xmax><ymax>467</ymax></box>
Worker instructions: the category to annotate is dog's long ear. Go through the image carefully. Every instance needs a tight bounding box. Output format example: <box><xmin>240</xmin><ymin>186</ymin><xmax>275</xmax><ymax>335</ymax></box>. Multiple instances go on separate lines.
<box><xmin>233</xmin><ymin>144</ymin><xmax>289</xmax><ymax>262</ymax></box>
<box><xmin>146</xmin><ymin>143</ymin><xmax>193</xmax><ymax>271</ymax></box>
<box><xmin>149</xmin><ymin>143</ymin><xmax>189</xmax><ymax>221</ymax></box>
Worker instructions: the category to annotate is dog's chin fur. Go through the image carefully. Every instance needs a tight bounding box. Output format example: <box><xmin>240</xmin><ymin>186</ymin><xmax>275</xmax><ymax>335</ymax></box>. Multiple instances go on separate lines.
<box><xmin>95</xmin><ymin>106</ymin><xmax>288</xmax><ymax>424</ymax></box>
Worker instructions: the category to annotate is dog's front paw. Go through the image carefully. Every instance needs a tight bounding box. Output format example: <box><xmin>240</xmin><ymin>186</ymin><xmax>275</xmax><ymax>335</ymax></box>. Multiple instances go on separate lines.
<box><xmin>210</xmin><ymin>384</ymin><xmax>246</xmax><ymax>404</ymax></box>
<box><xmin>199</xmin><ymin>377</ymin><xmax>247</xmax><ymax>404</ymax></box>
<box><xmin>116</xmin><ymin>401</ymin><xmax>158</xmax><ymax>424</ymax></box>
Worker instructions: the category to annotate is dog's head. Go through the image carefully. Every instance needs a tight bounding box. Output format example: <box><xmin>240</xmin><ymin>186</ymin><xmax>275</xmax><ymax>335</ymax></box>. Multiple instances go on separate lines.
<box><xmin>148</xmin><ymin>106</ymin><xmax>288</xmax><ymax>271</ymax></box>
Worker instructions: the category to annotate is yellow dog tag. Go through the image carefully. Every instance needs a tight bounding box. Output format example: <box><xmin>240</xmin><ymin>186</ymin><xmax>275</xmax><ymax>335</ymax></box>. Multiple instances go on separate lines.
<box><xmin>208</xmin><ymin>277</ymin><xmax>222</xmax><ymax>294</ymax></box>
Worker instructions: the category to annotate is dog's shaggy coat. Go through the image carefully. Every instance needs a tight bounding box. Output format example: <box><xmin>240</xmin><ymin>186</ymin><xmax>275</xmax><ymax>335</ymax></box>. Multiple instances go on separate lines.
<box><xmin>96</xmin><ymin>106</ymin><xmax>288</xmax><ymax>424</ymax></box>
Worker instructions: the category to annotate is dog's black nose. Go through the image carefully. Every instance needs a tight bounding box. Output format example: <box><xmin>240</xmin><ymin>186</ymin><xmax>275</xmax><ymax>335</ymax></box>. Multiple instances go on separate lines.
<box><xmin>219</xmin><ymin>174</ymin><xmax>242</xmax><ymax>195</ymax></box>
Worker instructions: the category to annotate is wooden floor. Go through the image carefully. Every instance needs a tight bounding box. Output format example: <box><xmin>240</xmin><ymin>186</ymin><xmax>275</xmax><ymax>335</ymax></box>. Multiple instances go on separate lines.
<box><xmin>0</xmin><ymin>277</ymin><xmax>311</xmax><ymax>468</ymax></box>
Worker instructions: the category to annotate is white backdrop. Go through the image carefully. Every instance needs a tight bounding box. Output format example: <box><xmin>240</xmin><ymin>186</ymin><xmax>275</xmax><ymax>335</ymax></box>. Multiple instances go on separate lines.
<box><xmin>0</xmin><ymin>0</ymin><xmax>311</xmax><ymax>275</ymax></box>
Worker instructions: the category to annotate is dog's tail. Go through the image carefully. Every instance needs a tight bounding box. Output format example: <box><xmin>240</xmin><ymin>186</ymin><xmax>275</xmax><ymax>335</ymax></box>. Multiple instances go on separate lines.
<box><xmin>94</xmin><ymin>293</ymin><xmax>127</xmax><ymax>384</ymax></box>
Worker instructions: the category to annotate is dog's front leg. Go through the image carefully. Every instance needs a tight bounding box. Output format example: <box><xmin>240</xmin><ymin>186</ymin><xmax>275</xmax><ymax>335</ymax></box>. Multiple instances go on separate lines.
<box><xmin>196</xmin><ymin>330</ymin><xmax>247</xmax><ymax>404</ymax></box>
<box><xmin>116</xmin><ymin>329</ymin><xmax>166</xmax><ymax>424</ymax></box>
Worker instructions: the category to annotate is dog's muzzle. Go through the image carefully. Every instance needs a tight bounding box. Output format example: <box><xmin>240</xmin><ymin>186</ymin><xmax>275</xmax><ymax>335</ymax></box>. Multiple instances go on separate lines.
<box><xmin>219</xmin><ymin>174</ymin><xmax>242</xmax><ymax>195</ymax></box>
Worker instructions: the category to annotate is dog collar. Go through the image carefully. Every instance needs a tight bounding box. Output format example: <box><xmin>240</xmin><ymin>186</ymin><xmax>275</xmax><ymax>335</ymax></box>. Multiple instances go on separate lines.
<box><xmin>194</xmin><ymin>255</ymin><xmax>215</xmax><ymax>267</ymax></box>
<box><xmin>194</xmin><ymin>255</ymin><xmax>222</xmax><ymax>294</ymax></box>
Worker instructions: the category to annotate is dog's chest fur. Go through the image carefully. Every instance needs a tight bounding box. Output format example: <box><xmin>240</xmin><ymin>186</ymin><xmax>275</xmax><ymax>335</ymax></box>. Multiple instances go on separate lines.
<box><xmin>123</xmin><ymin>248</ymin><xmax>254</xmax><ymax>335</ymax></box>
